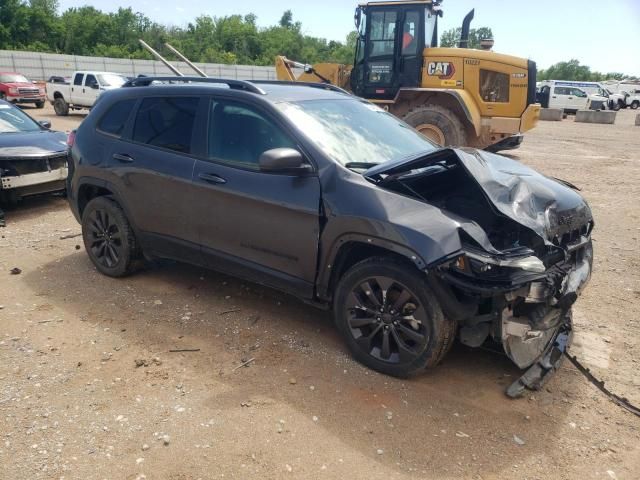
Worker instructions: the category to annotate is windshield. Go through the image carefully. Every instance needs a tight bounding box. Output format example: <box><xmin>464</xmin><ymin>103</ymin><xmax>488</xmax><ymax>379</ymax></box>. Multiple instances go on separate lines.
<box><xmin>0</xmin><ymin>74</ymin><xmax>30</xmax><ymax>83</ymax></box>
<box><xmin>0</xmin><ymin>104</ymin><xmax>41</xmax><ymax>133</ymax></box>
<box><xmin>97</xmin><ymin>74</ymin><xmax>127</xmax><ymax>87</ymax></box>
<box><xmin>276</xmin><ymin>99</ymin><xmax>437</xmax><ymax>167</ymax></box>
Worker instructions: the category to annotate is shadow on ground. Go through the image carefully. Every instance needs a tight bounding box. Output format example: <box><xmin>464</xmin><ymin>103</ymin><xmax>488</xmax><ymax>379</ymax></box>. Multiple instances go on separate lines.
<box><xmin>22</xmin><ymin>247</ymin><xmax>576</xmax><ymax>477</ymax></box>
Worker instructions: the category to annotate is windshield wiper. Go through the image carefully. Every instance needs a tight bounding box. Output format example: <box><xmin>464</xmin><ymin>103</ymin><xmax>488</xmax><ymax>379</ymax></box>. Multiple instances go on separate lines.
<box><xmin>344</xmin><ymin>162</ymin><xmax>380</xmax><ymax>170</ymax></box>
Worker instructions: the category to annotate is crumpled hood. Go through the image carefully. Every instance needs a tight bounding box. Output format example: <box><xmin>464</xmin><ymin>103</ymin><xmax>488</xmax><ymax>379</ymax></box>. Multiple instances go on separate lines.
<box><xmin>365</xmin><ymin>147</ymin><xmax>592</xmax><ymax>244</ymax></box>
<box><xmin>455</xmin><ymin>148</ymin><xmax>592</xmax><ymax>241</ymax></box>
<box><xmin>1</xmin><ymin>82</ymin><xmax>39</xmax><ymax>89</ymax></box>
<box><xmin>0</xmin><ymin>131</ymin><xmax>68</xmax><ymax>159</ymax></box>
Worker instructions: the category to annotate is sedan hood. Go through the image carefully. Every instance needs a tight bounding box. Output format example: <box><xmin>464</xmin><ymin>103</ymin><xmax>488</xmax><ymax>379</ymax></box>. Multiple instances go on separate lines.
<box><xmin>365</xmin><ymin>148</ymin><xmax>592</xmax><ymax>244</ymax></box>
<box><xmin>0</xmin><ymin>130</ymin><xmax>68</xmax><ymax>159</ymax></box>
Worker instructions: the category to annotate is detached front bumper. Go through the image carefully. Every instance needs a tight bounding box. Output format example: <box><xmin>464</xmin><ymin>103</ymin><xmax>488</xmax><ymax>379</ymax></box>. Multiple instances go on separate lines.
<box><xmin>506</xmin><ymin>316</ymin><xmax>573</xmax><ymax>398</ymax></box>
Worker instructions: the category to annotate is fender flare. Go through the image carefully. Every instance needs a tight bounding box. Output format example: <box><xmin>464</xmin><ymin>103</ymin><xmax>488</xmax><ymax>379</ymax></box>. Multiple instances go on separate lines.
<box><xmin>316</xmin><ymin>232</ymin><xmax>428</xmax><ymax>300</ymax></box>
<box><xmin>75</xmin><ymin>176</ymin><xmax>139</xmax><ymax>232</ymax></box>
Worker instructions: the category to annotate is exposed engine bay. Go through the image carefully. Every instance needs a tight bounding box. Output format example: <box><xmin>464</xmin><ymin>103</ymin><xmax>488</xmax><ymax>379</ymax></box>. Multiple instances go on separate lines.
<box><xmin>365</xmin><ymin>148</ymin><xmax>594</xmax><ymax>396</ymax></box>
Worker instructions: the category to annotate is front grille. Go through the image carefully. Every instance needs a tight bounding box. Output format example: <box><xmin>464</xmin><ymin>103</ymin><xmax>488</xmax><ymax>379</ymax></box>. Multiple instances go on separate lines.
<box><xmin>552</xmin><ymin>222</ymin><xmax>592</xmax><ymax>248</ymax></box>
<box><xmin>18</xmin><ymin>88</ymin><xmax>40</xmax><ymax>96</ymax></box>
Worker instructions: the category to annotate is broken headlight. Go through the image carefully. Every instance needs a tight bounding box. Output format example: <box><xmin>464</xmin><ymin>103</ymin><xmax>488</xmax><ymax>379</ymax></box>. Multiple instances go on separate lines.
<box><xmin>454</xmin><ymin>250</ymin><xmax>546</xmax><ymax>274</ymax></box>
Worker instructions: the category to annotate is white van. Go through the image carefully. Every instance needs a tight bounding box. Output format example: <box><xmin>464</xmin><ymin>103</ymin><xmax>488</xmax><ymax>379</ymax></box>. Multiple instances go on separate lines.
<box><xmin>537</xmin><ymin>82</ymin><xmax>606</xmax><ymax>113</ymax></box>
<box><xmin>538</xmin><ymin>80</ymin><xmax>624</xmax><ymax>110</ymax></box>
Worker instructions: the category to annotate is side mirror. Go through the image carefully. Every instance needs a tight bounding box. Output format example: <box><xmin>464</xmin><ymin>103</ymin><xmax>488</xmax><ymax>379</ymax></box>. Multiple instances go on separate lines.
<box><xmin>259</xmin><ymin>148</ymin><xmax>312</xmax><ymax>174</ymax></box>
<box><xmin>39</xmin><ymin>120</ymin><xmax>51</xmax><ymax>129</ymax></box>
<box><xmin>90</xmin><ymin>83</ymin><xmax>99</xmax><ymax>89</ymax></box>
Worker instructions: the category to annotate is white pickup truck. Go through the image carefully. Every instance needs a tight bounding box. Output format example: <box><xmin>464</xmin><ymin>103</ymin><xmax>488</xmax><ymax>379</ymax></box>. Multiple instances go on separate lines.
<box><xmin>46</xmin><ymin>71</ymin><xmax>129</xmax><ymax>116</ymax></box>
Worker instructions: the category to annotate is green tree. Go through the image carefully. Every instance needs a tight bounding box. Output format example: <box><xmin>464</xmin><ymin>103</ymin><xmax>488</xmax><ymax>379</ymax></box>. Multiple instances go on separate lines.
<box><xmin>440</xmin><ymin>27</ymin><xmax>494</xmax><ymax>49</ymax></box>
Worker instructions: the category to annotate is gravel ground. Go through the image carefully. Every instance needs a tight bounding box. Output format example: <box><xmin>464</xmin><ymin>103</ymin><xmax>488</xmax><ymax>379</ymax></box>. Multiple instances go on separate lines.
<box><xmin>0</xmin><ymin>105</ymin><xmax>639</xmax><ymax>480</ymax></box>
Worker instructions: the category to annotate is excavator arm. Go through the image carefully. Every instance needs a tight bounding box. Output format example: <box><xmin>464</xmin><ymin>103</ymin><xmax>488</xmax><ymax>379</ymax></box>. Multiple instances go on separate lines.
<box><xmin>275</xmin><ymin>56</ymin><xmax>352</xmax><ymax>91</ymax></box>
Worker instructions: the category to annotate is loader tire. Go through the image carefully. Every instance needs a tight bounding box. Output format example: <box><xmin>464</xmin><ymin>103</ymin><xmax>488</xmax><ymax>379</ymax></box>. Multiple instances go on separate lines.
<box><xmin>402</xmin><ymin>104</ymin><xmax>467</xmax><ymax>147</ymax></box>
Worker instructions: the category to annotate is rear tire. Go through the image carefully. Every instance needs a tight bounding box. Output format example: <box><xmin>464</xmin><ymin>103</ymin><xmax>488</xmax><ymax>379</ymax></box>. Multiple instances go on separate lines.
<box><xmin>402</xmin><ymin>104</ymin><xmax>467</xmax><ymax>147</ymax></box>
<box><xmin>333</xmin><ymin>256</ymin><xmax>456</xmax><ymax>378</ymax></box>
<box><xmin>81</xmin><ymin>197</ymin><xmax>139</xmax><ymax>277</ymax></box>
<box><xmin>53</xmin><ymin>97</ymin><xmax>69</xmax><ymax>116</ymax></box>
<box><xmin>631</xmin><ymin>101</ymin><xmax>639</xmax><ymax>110</ymax></box>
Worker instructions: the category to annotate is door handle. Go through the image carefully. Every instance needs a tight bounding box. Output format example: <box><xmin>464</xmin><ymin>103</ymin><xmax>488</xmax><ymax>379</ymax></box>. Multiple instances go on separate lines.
<box><xmin>568</xmin><ymin>97</ymin><xmax>573</xmax><ymax>99</ymax></box>
<box><xmin>83</xmin><ymin>88</ymin><xmax>85</xmax><ymax>93</ymax></box>
<box><xmin>198</xmin><ymin>172</ymin><xmax>226</xmax><ymax>184</ymax></box>
<box><xmin>113</xmin><ymin>153</ymin><xmax>134</xmax><ymax>163</ymax></box>
<box><xmin>552</xmin><ymin>96</ymin><xmax>557</xmax><ymax>98</ymax></box>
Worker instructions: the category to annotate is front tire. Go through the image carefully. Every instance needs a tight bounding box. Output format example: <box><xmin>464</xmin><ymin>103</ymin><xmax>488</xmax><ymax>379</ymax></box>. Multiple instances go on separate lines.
<box><xmin>53</xmin><ymin>97</ymin><xmax>69</xmax><ymax>116</ymax></box>
<box><xmin>402</xmin><ymin>104</ymin><xmax>467</xmax><ymax>147</ymax></box>
<box><xmin>35</xmin><ymin>100</ymin><xmax>45</xmax><ymax>109</ymax></box>
<box><xmin>81</xmin><ymin>196</ymin><xmax>139</xmax><ymax>277</ymax></box>
<box><xmin>631</xmin><ymin>101</ymin><xmax>639</xmax><ymax>110</ymax></box>
<box><xmin>333</xmin><ymin>257</ymin><xmax>456</xmax><ymax>378</ymax></box>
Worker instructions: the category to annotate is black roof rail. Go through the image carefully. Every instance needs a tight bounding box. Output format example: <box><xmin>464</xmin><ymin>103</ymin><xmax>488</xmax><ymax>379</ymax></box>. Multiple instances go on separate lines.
<box><xmin>252</xmin><ymin>80</ymin><xmax>351</xmax><ymax>96</ymax></box>
<box><xmin>123</xmin><ymin>76</ymin><xmax>266</xmax><ymax>95</ymax></box>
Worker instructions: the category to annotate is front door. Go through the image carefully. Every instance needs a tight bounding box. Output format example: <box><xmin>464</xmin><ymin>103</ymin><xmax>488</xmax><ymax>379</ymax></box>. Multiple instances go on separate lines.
<box><xmin>191</xmin><ymin>98</ymin><xmax>322</xmax><ymax>298</ymax></box>
<box><xmin>396</xmin><ymin>9</ymin><xmax>423</xmax><ymax>88</ymax></box>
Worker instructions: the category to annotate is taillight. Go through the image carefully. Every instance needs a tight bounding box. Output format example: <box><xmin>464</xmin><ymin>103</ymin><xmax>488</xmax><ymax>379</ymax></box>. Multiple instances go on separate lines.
<box><xmin>67</xmin><ymin>130</ymin><xmax>76</xmax><ymax>147</ymax></box>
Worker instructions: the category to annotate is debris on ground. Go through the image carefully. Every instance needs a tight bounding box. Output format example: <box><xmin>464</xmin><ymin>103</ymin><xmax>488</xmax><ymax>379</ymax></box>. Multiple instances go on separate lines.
<box><xmin>9</xmin><ymin>267</ymin><xmax>21</xmax><ymax>275</ymax></box>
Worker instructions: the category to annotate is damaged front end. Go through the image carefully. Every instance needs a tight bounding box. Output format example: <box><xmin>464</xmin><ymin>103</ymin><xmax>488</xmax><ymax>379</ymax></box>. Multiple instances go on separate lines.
<box><xmin>365</xmin><ymin>148</ymin><xmax>594</xmax><ymax>396</ymax></box>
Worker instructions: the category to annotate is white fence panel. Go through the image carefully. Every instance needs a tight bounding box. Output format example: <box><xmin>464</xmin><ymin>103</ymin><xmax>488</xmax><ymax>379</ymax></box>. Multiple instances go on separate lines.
<box><xmin>0</xmin><ymin>50</ymin><xmax>276</xmax><ymax>82</ymax></box>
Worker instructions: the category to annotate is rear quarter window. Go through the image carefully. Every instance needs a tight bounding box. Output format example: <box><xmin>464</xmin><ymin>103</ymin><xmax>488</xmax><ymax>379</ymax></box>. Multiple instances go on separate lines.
<box><xmin>97</xmin><ymin>99</ymin><xmax>137</xmax><ymax>137</ymax></box>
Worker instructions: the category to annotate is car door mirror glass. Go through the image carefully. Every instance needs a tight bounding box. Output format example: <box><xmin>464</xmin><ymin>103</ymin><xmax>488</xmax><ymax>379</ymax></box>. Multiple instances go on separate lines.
<box><xmin>259</xmin><ymin>148</ymin><xmax>310</xmax><ymax>173</ymax></box>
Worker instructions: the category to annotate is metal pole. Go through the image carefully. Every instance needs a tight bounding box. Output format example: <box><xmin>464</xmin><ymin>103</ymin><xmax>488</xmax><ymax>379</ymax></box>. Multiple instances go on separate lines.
<box><xmin>164</xmin><ymin>43</ymin><xmax>207</xmax><ymax>77</ymax></box>
<box><xmin>138</xmin><ymin>39</ymin><xmax>183</xmax><ymax>76</ymax></box>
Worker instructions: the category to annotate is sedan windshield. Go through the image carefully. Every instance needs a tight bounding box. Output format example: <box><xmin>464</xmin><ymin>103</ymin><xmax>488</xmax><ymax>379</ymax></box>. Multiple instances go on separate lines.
<box><xmin>0</xmin><ymin>74</ymin><xmax>30</xmax><ymax>83</ymax></box>
<box><xmin>97</xmin><ymin>74</ymin><xmax>128</xmax><ymax>87</ymax></box>
<box><xmin>0</xmin><ymin>104</ymin><xmax>41</xmax><ymax>133</ymax></box>
<box><xmin>276</xmin><ymin>99</ymin><xmax>437</xmax><ymax>167</ymax></box>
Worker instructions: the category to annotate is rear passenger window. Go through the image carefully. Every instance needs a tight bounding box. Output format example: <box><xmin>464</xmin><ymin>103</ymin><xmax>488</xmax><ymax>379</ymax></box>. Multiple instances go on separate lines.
<box><xmin>132</xmin><ymin>97</ymin><xmax>199</xmax><ymax>154</ymax></box>
<box><xmin>97</xmin><ymin>99</ymin><xmax>136</xmax><ymax>137</ymax></box>
<box><xmin>73</xmin><ymin>73</ymin><xmax>83</xmax><ymax>86</ymax></box>
<box><xmin>208</xmin><ymin>101</ymin><xmax>296</xmax><ymax>168</ymax></box>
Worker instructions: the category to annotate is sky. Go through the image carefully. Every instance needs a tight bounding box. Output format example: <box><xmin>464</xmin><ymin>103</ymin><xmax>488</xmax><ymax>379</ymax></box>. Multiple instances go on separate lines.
<box><xmin>58</xmin><ymin>0</ymin><xmax>640</xmax><ymax>75</ymax></box>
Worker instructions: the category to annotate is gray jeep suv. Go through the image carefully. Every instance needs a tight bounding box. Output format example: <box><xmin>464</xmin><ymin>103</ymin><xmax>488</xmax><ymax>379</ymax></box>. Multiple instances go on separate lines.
<box><xmin>67</xmin><ymin>77</ymin><xmax>594</xmax><ymax>397</ymax></box>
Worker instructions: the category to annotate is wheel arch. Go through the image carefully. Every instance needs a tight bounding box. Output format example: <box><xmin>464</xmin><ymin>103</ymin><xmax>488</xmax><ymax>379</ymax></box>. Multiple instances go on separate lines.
<box><xmin>388</xmin><ymin>88</ymin><xmax>482</xmax><ymax>137</ymax></box>
<box><xmin>53</xmin><ymin>91</ymin><xmax>64</xmax><ymax>100</ymax></box>
<box><xmin>317</xmin><ymin>235</ymin><xmax>428</xmax><ymax>302</ymax></box>
<box><xmin>76</xmin><ymin>178</ymin><xmax>136</xmax><ymax>229</ymax></box>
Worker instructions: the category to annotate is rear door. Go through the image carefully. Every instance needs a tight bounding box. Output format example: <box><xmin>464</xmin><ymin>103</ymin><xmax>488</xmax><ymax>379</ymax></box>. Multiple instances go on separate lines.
<box><xmin>70</xmin><ymin>72</ymin><xmax>84</xmax><ymax>104</ymax></box>
<box><xmin>551</xmin><ymin>86</ymin><xmax>568</xmax><ymax>109</ymax></box>
<box><xmin>396</xmin><ymin>9</ymin><xmax>424</xmax><ymax>89</ymax></box>
<box><xmin>190</xmin><ymin>97</ymin><xmax>321</xmax><ymax>297</ymax></box>
<box><xmin>110</xmin><ymin>95</ymin><xmax>203</xmax><ymax>261</ymax></box>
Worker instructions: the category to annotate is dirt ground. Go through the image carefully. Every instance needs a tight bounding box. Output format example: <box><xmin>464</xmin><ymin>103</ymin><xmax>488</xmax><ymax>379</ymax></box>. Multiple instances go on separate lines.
<box><xmin>1</xmin><ymin>104</ymin><xmax>639</xmax><ymax>480</ymax></box>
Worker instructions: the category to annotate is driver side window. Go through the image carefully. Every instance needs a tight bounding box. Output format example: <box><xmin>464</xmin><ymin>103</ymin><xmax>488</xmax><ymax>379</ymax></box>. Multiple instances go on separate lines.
<box><xmin>208</xmin><ymin>100</ymin><xmax>296</xmax><ymax>169</ymax></box>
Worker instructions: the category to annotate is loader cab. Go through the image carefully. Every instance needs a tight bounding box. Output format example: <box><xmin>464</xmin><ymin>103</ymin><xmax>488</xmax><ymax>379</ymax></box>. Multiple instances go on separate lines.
<box><xmin>351</xmin><ymin>1</ymin><xmax>440</xmax><ymax>99</ymax></box>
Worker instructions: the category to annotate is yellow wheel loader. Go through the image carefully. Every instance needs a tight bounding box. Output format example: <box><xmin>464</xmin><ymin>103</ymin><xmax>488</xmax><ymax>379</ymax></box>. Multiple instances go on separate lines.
<box><xmin>276</xmin><ymin>1</ymin><xmax>540</xmax><ymax>151</ymax></box>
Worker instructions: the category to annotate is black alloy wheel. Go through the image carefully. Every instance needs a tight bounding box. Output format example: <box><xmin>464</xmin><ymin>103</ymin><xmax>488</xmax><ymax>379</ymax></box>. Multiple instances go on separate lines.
<box><xmin>81</xmin><ymin>196</ymin><xmax>139</xmax><ymax>277</ymax></box>
<box><xmin>334</xmin><ymin>257</ymin><xmax>456</xmax><ymax>377</ymax></box>
<box><xmin>87</xmin><ymin>208</ymin><xmax>123</xmax><ymax>269</ymax></box>
<box><xmin>345</xmin><ymin>276</ymin><xmax>428</xmax><ymax>364</ymax></box>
